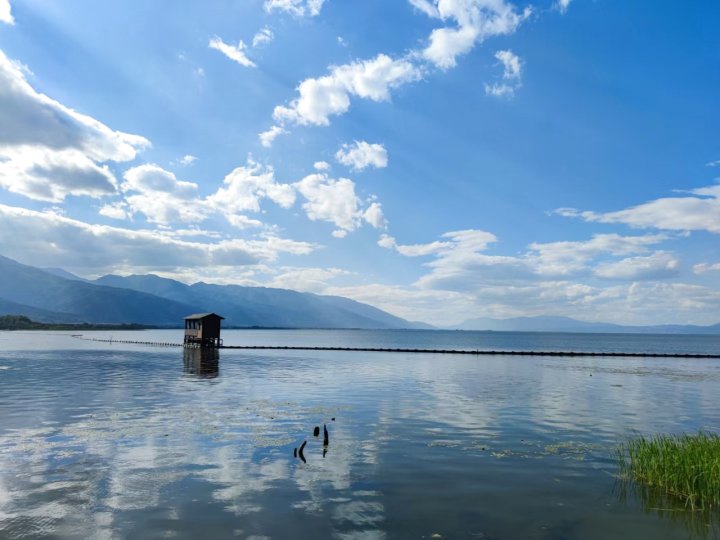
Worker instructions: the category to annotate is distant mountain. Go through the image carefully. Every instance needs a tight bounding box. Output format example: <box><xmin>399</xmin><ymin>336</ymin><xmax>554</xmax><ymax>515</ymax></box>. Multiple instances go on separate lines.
<box><xmin>451</xmin><ymin>315</ymin><xmax>720</xmax><ymax>334</ymax></box>
<box><xmin>0</xmin><ymin>254</ymin><xmax>425</xmax><ymax>329</ymax></box>
<box><xmin>0</xmin><ymin>297</ymin><xmax>85</xmax><ymax>323</ymax></box>
<box><xmin>41</xmin><ymin>267</ymin><xmax>89</xmax><ymax>282</ymax></box>
<box><xmin>93</xmin><ymin>274</ymin><xmax>429</xmax><ymax>329</ymax></box>
<box><xmin>0</xmin><ymin>255</ymin><xmax>198</xmax><ymax>326</ymax></box>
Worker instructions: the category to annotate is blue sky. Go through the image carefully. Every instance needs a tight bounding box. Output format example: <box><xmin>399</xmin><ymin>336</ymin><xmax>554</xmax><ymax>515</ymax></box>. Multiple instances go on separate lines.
<box><xmin>0</xmin><ymin>0</ymin><xmax>719</xmax><ymax>326</ymax></box>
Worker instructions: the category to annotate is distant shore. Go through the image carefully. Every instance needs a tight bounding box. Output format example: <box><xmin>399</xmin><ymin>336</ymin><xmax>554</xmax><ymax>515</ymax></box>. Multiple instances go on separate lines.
<box><xmin>0</xmin><ymin>315</ymin><xmax>153</xmax><ymax>331</ymax></box>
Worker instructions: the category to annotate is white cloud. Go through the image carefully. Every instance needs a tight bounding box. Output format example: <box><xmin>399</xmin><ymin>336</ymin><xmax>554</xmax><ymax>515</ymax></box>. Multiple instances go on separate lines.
<box><xmin>124</xmin><ymin>164</ymin><xmax>198</xmax><ymax>199</ymax></box>
<box><xmin>271</xmin><ymin>54</ymin><xmax>421</xmax><ymax>128</ymax></box>
<box><xmin>294</xmin><ymin>173</ymin><xmax>362</xmax><ymax>232</ymax></box>
<box><xmin>0</xmin><ymin>49</ymin><xmax>149</xmax><ymax>201</ymax></box>
<box><xmin>409</xmin><ymin>0</ymin><xmax>440</xmax><ymax>17</ymax></box>
<box><xmin>99</xmin><ymin>202</ymin><xmax>130</xmax><ymax>221</ymax></box>
<box><xmin>266</xmin><ymin>266</ymin><xmax>350</xmax><ymax>293</ymax></box>
<box><xmin>497</xmin><ymin>49</ymin><xmax>521</xmax><ymax>79</ymax></box>
<box><xmin>207</xmin><ymin>159</ymin><xmax>296</xmax><ymax>217</ymax></box>
<box><xmin>378</xmin><ymin>234</ymin><xmax>453</xmax><ymax>256</ymax></box>
<box><xmin>556</xmin><ymin>184</ymin><xmax>720</xmax><ymax>234</ymax></box>
<box><xmin>0</xmin><ymin>204</ymin><xmax>317</xmax><ymax>273</ymax></box>
<box><xmin>527</xmin><ymin>233</ymin><xmax>669</xmax><ymax>276</ymax></box>
<box><xmin>179</xmin><ymin>154</ymin><xmax>197</xmax><ymax>166</ymax></box>
<box><xmin>0</xmin><ymin>147</ymin><xmax>117</xmax><ymax>202</ymax></box>
<box><xmin>121</xmin><ymin>164</ymin><xmax>205</xmax><ymax>225</ymax></box>
<box><xmin>382</xmin><ymin>230</ymin><xmax>673</xmax><ymax>297</ymax></box>
<box><xmin>209</xmin><ymin>37</ymin><xmax>256</xmax><ymax>68</ymax></box>
<box><xmin>555</xmin><ymin>0</ymin><xmax>572</xmax><ymax>14</ymax></box>
<box><xmin>252</xmin><ymin>27</ymin><xmax>274</xmax><ymax>48</ymax></box>
<box><xmin>264</xmin><ymin>0</ymin><xmax>326</xmax><ymax>17</ymax></box>
<box><xmin>485</xmin><ymin>49</ymin><xmax>522</xmax><ymax>98</ymax></box>
<box><xmin>263</xmin><ymin>0</ymin><xmax>532</xmax><ymax>138</ymax></box>
<box><xmin>363</xmin><ymin>202</ymin><xmax>386</xmax><ymax>229</ymax></box>
<box><xmin>706</xmin><ymin>160</ymin><xmax>720</xmax><ymax>167</ymax></box>
<box><xmin>0</xmin><ymin>0</ymin><xmax>13</xmax><ymax>24</ymax></box>
<box><xmin>593</xmin><ymin>252</ymin><xmax>680</xmax><ymax>280</ymax></box>
<box><xmin>225</xmin><ymin>214</ymin><xmax>264</xmax><ymax>229</ymax></box>
<box><xmin>313</xmin><ymin>161</ymin><xmax>331</xmax><ymax>171</ymax></box>
<box><xmin>335</xmin><ymin>141</ymin><xmax>388</xmax><ymax>171</ymax></box>
<box><xmin>293</xmin><ymin>173</ymin><xmax>384</xmax><ymax>234</ymax></box>
<box><xmin>417</xmin><ymin>0</ymin><xmax>531</xmax><ymax>69</ymax></box>
<box><xmin>694</xmin><ymin>262</ymin><xmax>720</xmax><ymax>274</ymax></box>
<box><xmin>259</xmin><ymin>125</ymin><xmax>287</xmax><ymax>147</ymax></box>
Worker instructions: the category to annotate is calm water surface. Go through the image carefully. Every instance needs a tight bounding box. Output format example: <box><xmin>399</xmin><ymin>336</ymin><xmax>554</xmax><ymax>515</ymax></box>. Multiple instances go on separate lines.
<box><xmin>1</xmin><ymin>330</ymin><xmax>719</xmax><ymax>539</ymax></box>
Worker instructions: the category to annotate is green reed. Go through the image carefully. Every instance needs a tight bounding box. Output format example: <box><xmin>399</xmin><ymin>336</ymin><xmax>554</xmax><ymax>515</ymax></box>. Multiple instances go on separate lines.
<box><xmin>617</xmin><ymin>432</ymin><xmax>720</xmax><ymax>510</ymax></box>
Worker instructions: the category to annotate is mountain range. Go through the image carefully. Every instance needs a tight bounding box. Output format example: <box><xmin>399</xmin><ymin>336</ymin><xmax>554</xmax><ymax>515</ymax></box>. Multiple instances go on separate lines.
<box><xmin>0</xmin><ymin>254</ymin><xmax>427</xmax><ymax>329</ymax></box>
<box><xmin>450</xmin><ymin>315</ymin><xmax>720</xmax><ymax>335</ymax></box>
<box><xmin>2</xmin><ymin>254</ymin><xmax>718</xmax><ymax>333</ymax></box>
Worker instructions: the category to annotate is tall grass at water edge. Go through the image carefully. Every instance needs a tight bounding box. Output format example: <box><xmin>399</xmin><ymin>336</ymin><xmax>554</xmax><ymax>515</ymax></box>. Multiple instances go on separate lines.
<box><xmin>617</xmin><ymin>432</ymin><xmax>720</xmax><ymax>510</ymax></box>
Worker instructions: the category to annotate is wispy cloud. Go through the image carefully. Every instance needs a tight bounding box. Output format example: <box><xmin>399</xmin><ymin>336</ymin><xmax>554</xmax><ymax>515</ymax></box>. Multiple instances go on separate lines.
<box><xmin>485</xmin><ymin>49</ymin><xmax>522</xmax><ymax>98</ymax></box>
<box><xmin>252</xmin><ymin>27</ymin><xmax>274</xmax><ymax>48</ymax></box>
<box><xmin>261</xmin><ymin>0</ymin><xmax>531</xmax><ymax>144</ymax></box>
<box><xmin>555</xmin><ymin>0</ymin><xmax>573</xmax><ymax>14</ymax></box>
<box><xmin>264</xmin><ymin>0</ymin><xmax>326</xmax><ymax>17</ymax></box>
<box><xmin>555</xmin><ymin>184</ymin><xmax>720</xmax><ymax>234</ymax></box>
<box><xmin>209</xmin><ymin>37</ymin><xmax>256</xmax><ymax>68</ymax></box>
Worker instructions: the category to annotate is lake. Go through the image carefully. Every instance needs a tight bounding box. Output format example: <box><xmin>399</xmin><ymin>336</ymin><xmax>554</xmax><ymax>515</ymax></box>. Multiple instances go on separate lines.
<box><xmin>1</xmin><ymin>329</ymin><xmax>719</xmax><ymax>539</ymax></box>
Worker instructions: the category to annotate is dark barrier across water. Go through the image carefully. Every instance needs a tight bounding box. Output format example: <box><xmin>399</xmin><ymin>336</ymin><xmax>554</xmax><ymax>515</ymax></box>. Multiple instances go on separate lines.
<box><xmin>73</xmin><ymin>337</ymin><xmax>720</xmax><ymax>358</ymax></box>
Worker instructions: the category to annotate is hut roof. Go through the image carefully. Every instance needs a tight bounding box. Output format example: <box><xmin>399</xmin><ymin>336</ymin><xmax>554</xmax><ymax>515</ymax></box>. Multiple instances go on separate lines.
<box><xmin>183</xmin><ymin>313</ymin><xmax>225</xmax><ymax>320</ymax></box>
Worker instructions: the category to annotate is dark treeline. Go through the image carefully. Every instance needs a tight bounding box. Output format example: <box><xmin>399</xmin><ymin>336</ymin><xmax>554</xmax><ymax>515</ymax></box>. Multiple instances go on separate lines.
<box><xmin>0</xmin><ymin>315</ymin><xmax>152</xmax><ymax>331</ymax></box>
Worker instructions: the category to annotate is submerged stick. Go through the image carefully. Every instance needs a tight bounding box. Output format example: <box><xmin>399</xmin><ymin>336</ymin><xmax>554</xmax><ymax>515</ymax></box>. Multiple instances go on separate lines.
<box><xmin>298</xmin><ymin>440</ymin><xmax>307</xmax><ymax>464</ymax></box>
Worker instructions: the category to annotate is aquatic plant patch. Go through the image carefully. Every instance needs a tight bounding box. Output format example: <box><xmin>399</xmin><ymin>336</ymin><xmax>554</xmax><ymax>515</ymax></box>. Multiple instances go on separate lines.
<box><xmin>617</xmin><ymin>432</ymin><xmax>720</xmax><ymax>509</ymax></box>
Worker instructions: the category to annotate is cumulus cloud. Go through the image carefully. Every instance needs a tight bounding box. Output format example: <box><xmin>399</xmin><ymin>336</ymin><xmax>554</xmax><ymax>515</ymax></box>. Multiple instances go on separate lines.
<box><xmin>209</xmin><ymin>37</ymin><xmax>256</xmax><ymax>68</ymax></box>
<box><xmin>0</xmin><ymin>49</ymin><xmax>149</xmax><ymax>201</ymax></box>
<box><xmin>270</xmin><ymin>54</ymin><xmax>421</xmax><ymax>129</ymax></box>
<box><xmin>0</xmin><ymin>0</ymin><xmax>13</xmax><ymax>24</ymax></box>
<box><xmin>363</xmin><ymin>202</ymin><xmax>386</xmax><ymax>229</ymax></box>
<box><xmin>294</xmin><ymin>173</ymin><xmax>383</xmax><ymax>234</ymax></box>
<box><xmin>264</xmin><ymin>0</ymin><xmax>325</xmax><ymax>17</ymax></box>
<box><xmin>416</xmin><ymin>0</ymin><xmax>531</xmax><ymax>69</ymax></box>
<box><xmin>259</xmin><ymin>125</ymin><xmax>287</xmax><ymax>147</ymax></box>
<box><xmin>555</xmin><ymin>184</ymin><xmax>720</xmax><ymax>234</ymax></box>
<box><xmin>0</xmin><ymin>147</ymin><xmax>117</xmax><ymax>202</ymax></box>
<box><xmin>0</xmin><ymin>204</ymin><xmax>317</xmax><ymax>274</ymax></box>
<box><xmin>252</xmin><ymin>27</ymin><xmax>274</xmax><ymax>48</ymax></box>
<box><xmin>335</xmin><ymin>141</ymin><xmax>388</xmax><ymax>171</ymax></box>
<box><xmin>99</xmin><ymin>202</ymin><xmax>130</xmax><ymax>220</ymax></box>
<box><xmin>104</xmin><ymin>160</ymin><xmax>300</xmax><ymax>229</ymax></box>
<box><xmin>207</xmin><ymin>160</ymin><xmax>295</xmax><ymax>219</ymax></box>
<box><xmin>484</xmin><ymin>49</ymin><xmax>522</xmax><ymax>97</ymax></box>
<box><xmin>121</xmin><ymin>164</ymin><xmax>205</xmax><ymax>225</ymax></box>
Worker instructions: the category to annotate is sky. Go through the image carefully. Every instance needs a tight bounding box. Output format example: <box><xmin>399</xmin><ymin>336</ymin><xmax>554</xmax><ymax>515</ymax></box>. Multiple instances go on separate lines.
<box><xmin>0</xmin><ymin>0</ymin><xmax>719</xmax><ymax>327</ymax></box>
